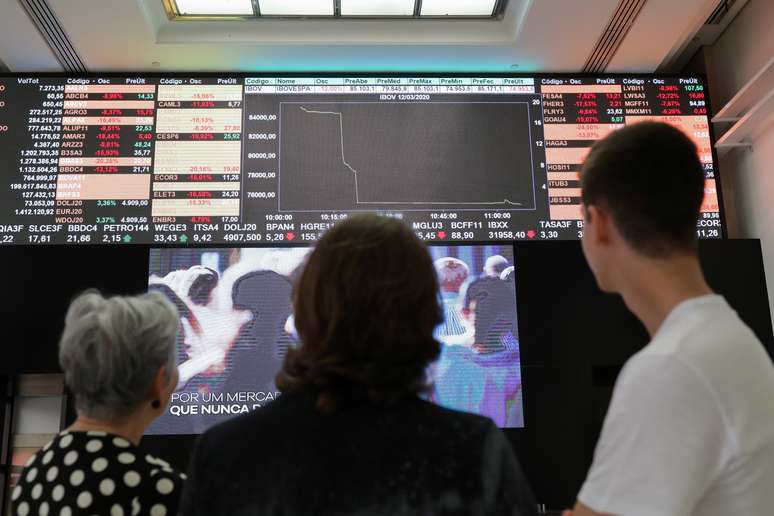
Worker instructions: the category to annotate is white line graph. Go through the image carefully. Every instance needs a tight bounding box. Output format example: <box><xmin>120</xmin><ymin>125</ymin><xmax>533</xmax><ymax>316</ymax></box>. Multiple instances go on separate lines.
<box><xmin>298</xmin><ymin>106</ymin><xmax>523</xmax><ymax>207</ymax></box>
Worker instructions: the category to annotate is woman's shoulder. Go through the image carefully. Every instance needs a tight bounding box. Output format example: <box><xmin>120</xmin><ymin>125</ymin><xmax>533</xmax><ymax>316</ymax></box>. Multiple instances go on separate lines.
<box><xmin>138</xmin><ymin>451</ymin><xmax>185</xmax><ymax>476</ymax></box>
<box><xmin>411</xmin><ymin>397</ymin><xmax>500</xmax><ymax>430</ymax></box>
<box><xmin>135</xmin><ymin>453</ymin><xmax>186</xmax><ymax>513</ymax></box>
<box><xmin>90</xmin><ymin>436</ymin><xmax>187</xmax><ymax>514</ymax></box>
<box><xmin>12</xmin><ymin>431</ymin><xmax>186</xmax><ymax>516</ymax></box>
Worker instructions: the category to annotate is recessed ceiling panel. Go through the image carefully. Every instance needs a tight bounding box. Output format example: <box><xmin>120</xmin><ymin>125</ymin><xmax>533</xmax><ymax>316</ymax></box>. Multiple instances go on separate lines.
<box><xmin>340</xmin><ymin>0</ymin><xmax>416</xmax><ymax>16</ymax></box>
<box><xmin>259</xmin><ymin>0</ymin><xmax>334</xmax><ymax>16</ymax></box>
<box><xmin>10</xmin><ymin>0</ymin><xmax>692</xmax><ymax>73</ymax></box>
<box><xmin>174</xmin><ymin>0</ymin><xmax>254</xmax><ymax>15</ymax></box>
<box><xmin>420</xmin><ymin>0</ymin><xmax>498</xmax><ymax>16</ymax></box>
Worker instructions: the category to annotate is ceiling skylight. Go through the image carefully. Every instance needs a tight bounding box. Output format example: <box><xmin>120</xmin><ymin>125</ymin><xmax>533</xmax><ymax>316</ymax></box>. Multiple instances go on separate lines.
<box><xmin>340</xmin><ymin>0</ymin><xmax>416</xmax><ymax>16</ymax></box>
<box><xmin>173</xmin><ymin>0</ymin><xmax>254</xmax><ymax>16</ymax></box>
<box><xmin>421</xmin><ymin>0</ymin><xmax>499</xmax><ymax>16</ymax></box>
<box><xmin>259</xmin><ymin>0</ymin><xmax>335</xmax><ymax>16</ymax></box>
<box><xmin>167</xmin><ymin>0</ymin><xmax>505</xmax><ymax>18</ymax></box>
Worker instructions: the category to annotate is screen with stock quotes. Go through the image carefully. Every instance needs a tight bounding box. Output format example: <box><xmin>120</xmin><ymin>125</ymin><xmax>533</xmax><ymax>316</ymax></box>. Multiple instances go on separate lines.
<box><xmin>0</xmin><ymin>74</ymin><xmax>722</xmax><ymax>245</ymax></box>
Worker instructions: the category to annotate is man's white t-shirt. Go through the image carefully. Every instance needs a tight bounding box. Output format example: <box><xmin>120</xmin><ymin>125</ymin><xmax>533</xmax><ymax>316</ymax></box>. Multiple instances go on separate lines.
<box><xmin>578</xmin><ymin>295</ymin><xmax>774</xmax><ymax>516</ymax></box>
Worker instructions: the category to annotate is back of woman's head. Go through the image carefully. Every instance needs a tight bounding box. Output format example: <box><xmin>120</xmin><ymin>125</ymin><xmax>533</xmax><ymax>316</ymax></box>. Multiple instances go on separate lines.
<box><xmin>59</xmin><ymin>290</ymin><xmax>179</xmax><ymax>420</ymax></box>
<box><xmin>277</xmin><ymin>214</ymin><xmax>443</xmax><ymax>410</ymax></box>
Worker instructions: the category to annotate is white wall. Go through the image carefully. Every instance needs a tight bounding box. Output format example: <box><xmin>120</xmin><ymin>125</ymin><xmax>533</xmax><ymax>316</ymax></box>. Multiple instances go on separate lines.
<box><xmin>707</xmin><ymin>0</ymin><xmax>774</xmax><ymax>108</ymax></box>
<box><xmin>706</xmin><ymin>0</ymin><xmax>774</xmax><ymax>315</ymax></box>
<box><xmin>12</xmin><ymin>396</ymin><xmax>62</xmax><ymax>435</ymax></box>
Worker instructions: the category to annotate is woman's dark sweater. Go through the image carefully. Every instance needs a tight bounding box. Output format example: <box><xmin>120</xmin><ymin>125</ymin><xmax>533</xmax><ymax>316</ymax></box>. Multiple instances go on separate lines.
<box><xmin>181</xmin><ymin>391</ymin><xmax>537</xmax><ymax>516</ymax></box>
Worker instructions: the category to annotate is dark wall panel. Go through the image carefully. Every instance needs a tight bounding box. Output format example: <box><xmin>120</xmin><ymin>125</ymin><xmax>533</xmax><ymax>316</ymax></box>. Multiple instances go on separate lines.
<box><xmin>4</xmin><ymin>239</ymin><xmax>772</xmax><ymax>510</ymax></box>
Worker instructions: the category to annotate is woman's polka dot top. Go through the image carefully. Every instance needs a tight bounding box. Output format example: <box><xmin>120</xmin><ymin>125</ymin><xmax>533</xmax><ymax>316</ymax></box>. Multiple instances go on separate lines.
<box><xmin>11</xmin><ymin>431</ymin><xmax>185</xmax><ymax>516</ymax></box>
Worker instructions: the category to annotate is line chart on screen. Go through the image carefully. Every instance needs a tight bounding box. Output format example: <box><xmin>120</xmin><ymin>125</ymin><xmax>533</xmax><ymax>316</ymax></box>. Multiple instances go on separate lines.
<box><xmin>277</xmin><ymin>102</ymin><xmax>538</xmax><ymax>212</ymax></box>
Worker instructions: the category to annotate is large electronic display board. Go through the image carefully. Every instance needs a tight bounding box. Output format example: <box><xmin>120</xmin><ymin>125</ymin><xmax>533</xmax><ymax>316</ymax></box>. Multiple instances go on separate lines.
<box><xmin>0</xmin><ymin>74</ymin><xmax>721</xmax><ymax>245</ymax></box>
<box><xmin>146</xmin><ymin>244</ymin><xmax>522</xmax><ymax>434</ymax></box>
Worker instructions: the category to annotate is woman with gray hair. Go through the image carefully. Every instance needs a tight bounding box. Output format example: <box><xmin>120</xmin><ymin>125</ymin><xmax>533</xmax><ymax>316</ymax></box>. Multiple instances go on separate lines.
<box><xmin>12</xmin><ymin>291</ymin><xmax>185</xmax><ymax>516</ymax></box>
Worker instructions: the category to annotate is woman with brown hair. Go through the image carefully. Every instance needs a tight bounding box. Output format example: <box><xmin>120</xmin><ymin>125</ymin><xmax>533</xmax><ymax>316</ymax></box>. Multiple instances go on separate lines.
<box><xmin>181</xmin><ymin>214</ymin><xmax>537</xmax><ymax>516</ymax></box>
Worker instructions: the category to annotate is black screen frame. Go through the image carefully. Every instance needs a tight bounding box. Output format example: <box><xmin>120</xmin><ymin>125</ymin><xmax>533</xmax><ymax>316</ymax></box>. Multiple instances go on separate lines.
<box><xmin>142</xmin><ymin>239</ymin><xmax>529</xmax><ymax>433</ymax></box>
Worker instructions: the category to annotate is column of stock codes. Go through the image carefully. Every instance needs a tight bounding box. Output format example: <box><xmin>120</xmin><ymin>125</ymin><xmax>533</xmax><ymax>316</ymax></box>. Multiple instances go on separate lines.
<box><xmin>0</xmin><ymin>75</ymin><xmax>722</xmax><ymax>245</ymax></box>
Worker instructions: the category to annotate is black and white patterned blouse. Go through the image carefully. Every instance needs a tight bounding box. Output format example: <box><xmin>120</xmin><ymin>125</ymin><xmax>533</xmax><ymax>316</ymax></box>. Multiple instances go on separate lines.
<box><xmin>11</xmin><ymin>431</ymin><xmax>185</xmax><ymax>516</ymax></box>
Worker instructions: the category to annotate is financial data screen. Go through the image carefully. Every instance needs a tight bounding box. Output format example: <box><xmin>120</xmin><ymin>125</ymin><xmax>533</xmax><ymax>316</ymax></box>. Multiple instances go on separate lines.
<box><xmin>0</xmin><ymin>74</ymin><xmax>721</xmax><ymax>245</ymax></box>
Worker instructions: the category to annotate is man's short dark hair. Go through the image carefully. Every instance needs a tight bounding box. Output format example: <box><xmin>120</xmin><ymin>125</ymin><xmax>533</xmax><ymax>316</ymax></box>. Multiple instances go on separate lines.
<box><xmin>581</xmin><ymin>121</ymin><xmax>705</xmax><ymax>257</ymax></box>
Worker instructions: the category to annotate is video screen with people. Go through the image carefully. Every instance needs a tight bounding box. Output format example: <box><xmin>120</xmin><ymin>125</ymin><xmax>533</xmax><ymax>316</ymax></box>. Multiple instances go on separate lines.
<box><xmin>429</xmin><ymin>245</ymin><xmax>523</xmax><ymax>428</ymax></box>
<box><xmin>146</xmin><ymin>244</ymin><xmax>523</xmax><ymax>435</ymax></box>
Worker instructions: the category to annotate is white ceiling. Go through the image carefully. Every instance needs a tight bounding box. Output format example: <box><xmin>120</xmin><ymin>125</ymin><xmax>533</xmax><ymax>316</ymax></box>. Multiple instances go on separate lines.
<box><xmin>0</xmin><ymin>0</ymin><xmax>723</xmax><ymax>73</ymax></box>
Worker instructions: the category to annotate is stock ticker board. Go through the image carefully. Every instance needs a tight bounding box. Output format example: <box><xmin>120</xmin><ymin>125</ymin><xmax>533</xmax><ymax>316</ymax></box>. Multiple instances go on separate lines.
<box><xmin>0</xmin><ymin>75</ymin><xmax>722</xmax><ymax>245</ymax></box>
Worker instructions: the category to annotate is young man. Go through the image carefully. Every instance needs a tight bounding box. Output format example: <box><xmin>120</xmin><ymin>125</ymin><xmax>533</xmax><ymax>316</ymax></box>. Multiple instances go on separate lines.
<box><xmin>565</xmin><ymin>122</ymin><xmax>774</xmax><ymax>516</ymax></box>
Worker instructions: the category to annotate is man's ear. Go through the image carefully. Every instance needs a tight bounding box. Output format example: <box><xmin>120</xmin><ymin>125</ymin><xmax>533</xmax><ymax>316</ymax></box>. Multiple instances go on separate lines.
<box><xmin>586</xmin><ymin>204</ymin><xmax>612</xmax><ymax>246</ymax></box>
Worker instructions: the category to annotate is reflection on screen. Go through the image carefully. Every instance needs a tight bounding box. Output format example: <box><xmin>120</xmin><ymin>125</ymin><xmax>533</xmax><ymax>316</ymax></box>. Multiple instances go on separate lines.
<box><xmin>146</xmin><ymin>244</ymin><xmax>523</xmax><ymax>435</ymax></box>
